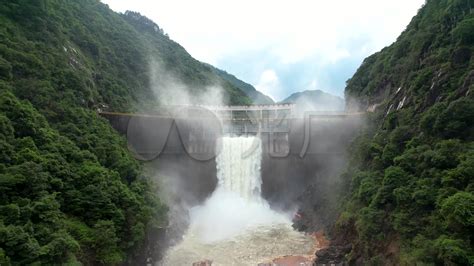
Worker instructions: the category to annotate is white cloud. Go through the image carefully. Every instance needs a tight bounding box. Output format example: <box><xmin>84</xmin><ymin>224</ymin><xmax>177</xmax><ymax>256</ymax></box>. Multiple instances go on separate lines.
<box><xmin>255</xmin><ymin>69</ymin><xmax>282</xmax><ymax>101</ymax></box>
<box><xmin>101</xmin><ymin>0</ymin><xmax>425</xmax><ymax>99</ymax></box>
<box><xmin>308</xmin><ymin>80</ymin><xmax>319</xmax><ymax>90</ymax></box>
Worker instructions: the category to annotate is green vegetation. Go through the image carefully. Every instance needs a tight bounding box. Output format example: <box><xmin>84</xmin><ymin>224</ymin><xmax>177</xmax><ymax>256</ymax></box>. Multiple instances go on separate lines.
<box><xmin>206</xmin><ymin>64</ymin><xmax>274</xmax><ymax>104</ymax></box>
<box><xmin>339</xmin><ymin>0</ymin><xmax>474</xmax><ymax>264</ymax></box>
<box><xmin>1</xmin><ymin>0</ymin><xmax>472</xmax><ymax>264</ymax></box>
<box><xmin>122</xmin><ymin>11</ymin><xmax>252</xmax><ymax>106</ymax></box>
<box><xmin>0</xmin><ymin>89</ymin><xmax>166</xmax><ymax>265</ymax></box>
<box><xmin>0</xmin><ymin>0</ymin><xmax>254</xmax><ymax>264</ymax></box>
<box><xmin>281</xmin><ymin>89</ymin><xmax>345</xmax><ymax>111</ymax></box>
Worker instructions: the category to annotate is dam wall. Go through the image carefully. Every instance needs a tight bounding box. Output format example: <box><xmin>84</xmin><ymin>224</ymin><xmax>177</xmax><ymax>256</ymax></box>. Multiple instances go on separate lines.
<box><xmin>99</xmin><ymin>107</ymin><xmax>364</xmax><ymax>209</ymax></box>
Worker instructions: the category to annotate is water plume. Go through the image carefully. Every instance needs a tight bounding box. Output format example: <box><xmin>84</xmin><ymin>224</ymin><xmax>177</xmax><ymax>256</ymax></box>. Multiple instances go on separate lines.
<box><xmin>189</xmin><ymin>136</ymin><xmax>289</xmax><ymax>243</ymax></box>
<box><xmin>160</xmin><ymin>136</ymin><xmax>314</xmax><ymax>265</ymax></box>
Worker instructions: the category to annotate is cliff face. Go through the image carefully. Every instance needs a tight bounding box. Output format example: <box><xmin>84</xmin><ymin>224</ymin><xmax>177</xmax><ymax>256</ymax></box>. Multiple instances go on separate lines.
<box><xmin>338</xmin><ymin>0</ymin><xmax>473</xmax><ymax>264</ymax></box>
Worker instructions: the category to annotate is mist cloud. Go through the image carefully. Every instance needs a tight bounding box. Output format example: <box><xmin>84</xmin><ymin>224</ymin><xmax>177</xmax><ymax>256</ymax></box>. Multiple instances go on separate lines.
<box><xmin>149</xmin><ymin>59</ymin><xmax>226</xmax><ymax>107</ymax></box>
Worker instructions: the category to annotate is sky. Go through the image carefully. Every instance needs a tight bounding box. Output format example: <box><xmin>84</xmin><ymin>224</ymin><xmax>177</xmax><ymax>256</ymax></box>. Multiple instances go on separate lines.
<box><xmin>102</xmin><ymin>0</ymin><xmax>425</xmax><ymax>101</ymax></box>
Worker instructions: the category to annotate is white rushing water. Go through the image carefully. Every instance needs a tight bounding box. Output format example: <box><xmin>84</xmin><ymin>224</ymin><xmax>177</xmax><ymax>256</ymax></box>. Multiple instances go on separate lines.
<box><xmin>160</xmin><ymin>136</ymin><xmax>314</xmax><ymax>265</ymax></box>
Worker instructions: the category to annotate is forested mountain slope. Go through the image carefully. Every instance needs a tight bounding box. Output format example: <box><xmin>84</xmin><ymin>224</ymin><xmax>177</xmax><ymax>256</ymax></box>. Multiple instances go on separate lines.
<box><xmin>0</xmin><ymin>0</ymin><xmax>254</xmax><ymax>264</ymax></box>
<box><xmin>281</xmin><ymin>89</ymin><xmax>344</xmax><ymax>112</ymax></box>
<box><xmin>206</xmin><ymin>64</ymin><xmax>275</xmax><ymax>104</ymax></box>
<box><xmin>334</xmin><ymin>0</ymin><xmax>474</xmax><ymax>264</ymax></box>
<box><xmin>121</xmin><ymin>11</ymin><xmax>253</xmax><ymax>106</ymax></box>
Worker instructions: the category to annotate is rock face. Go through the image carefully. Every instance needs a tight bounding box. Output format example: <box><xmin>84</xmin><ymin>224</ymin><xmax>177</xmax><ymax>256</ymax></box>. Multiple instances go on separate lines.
<box><xmin>314</xmin><ymin>245</ymin><xmax>352</xmax><ymax>265</ymax></box>
<box><xmin>292</xmin><ymin>184</ymin><xmax>340</xmax><ymax>233</ymax></box>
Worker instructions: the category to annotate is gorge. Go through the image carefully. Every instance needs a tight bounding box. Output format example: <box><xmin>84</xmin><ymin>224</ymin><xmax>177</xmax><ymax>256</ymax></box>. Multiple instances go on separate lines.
<box><xmin>0</xmin><ymin>0</ymin><xmax>473</xmax><ymax>265</ymax></box>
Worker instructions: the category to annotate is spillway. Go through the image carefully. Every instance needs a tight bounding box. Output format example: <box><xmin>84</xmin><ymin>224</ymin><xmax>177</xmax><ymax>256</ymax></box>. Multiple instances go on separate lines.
<box><xmin>160</xmin><ymin>136</ymin><xmax>315</xmax><ymax>265</ymax></box>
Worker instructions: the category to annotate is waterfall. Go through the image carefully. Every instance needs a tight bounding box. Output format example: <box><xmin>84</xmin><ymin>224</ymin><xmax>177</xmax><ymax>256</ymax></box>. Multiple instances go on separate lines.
<box><xmin>216</xmin><ymin>136</ymin><xmax>263</xmax><ymax>202</ymax></box>
<box><xmin>160</xmin><ymin>136</ymin><xmax>315</xmax><ymax>265</ymax></box>
<box><xmin>186</xmin><ymin>136</ymin><xmax>287</xmax><ymax>243</ymax></box>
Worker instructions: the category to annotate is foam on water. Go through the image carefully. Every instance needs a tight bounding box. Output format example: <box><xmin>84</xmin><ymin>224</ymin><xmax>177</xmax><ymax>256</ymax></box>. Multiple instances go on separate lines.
<box><xmin>160</xmin><ymin>136</ymin><xmax>314</xmax><ymax>265</ymax></box>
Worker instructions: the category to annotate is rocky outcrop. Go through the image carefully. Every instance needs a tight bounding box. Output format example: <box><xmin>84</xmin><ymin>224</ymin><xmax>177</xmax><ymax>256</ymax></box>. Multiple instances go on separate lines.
<box><xmin>292</xmin><ymin>183</ymin><xmax>340</xmax><ymax>233</ymax></box>
<box><xmin>314</xmin><ymin>245</ymin><xmax>352</xmax><ymax>265</ymax></box>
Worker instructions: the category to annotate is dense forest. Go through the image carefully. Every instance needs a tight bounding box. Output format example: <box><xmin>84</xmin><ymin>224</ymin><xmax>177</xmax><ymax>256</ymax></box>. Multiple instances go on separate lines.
<box><xmin>335</xmin><ymin>0</ymin><xmax>474</xmax><ymax>264</ymax></box>
<box><xmin>0</xmin><ymin>0</ymin><xmax>255</xmax><ymax>264</ymax></box>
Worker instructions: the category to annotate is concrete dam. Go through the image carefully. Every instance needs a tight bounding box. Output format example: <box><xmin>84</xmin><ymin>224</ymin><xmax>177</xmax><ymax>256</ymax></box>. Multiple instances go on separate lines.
<box><xmin>99</xmin><ymin>104</ymin><xmax>364</xmax><ymax>210</ymax></box>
